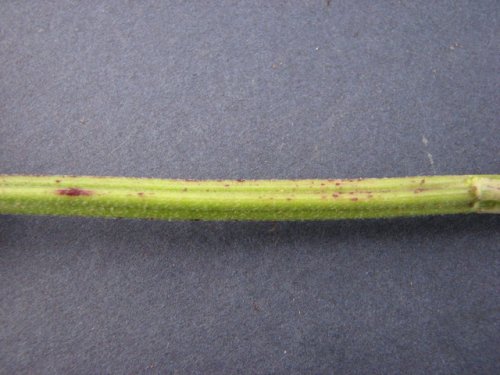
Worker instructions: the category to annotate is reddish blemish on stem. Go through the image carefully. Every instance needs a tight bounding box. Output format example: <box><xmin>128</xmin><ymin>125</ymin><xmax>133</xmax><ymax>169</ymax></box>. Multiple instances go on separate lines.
<box><xmin>332</xmin><ymin>193</ymin><xmax>339</xmax><ymax>198</ymax></box>
<box><xmin>236</xmin><ymin>179</ymin><xmax>245</xmax><ymax>182</ymax></box>
<box><xmin>55</xmin><ymin>180</ymin><xmax>61</xmax><ymax>183</ymax></box>
<box><xmin>351</xmin><ymin>197</ymin><xmax>358</xmax><ymax>201</ymax></box>
<box><xmin>56</xmin><ymin>188</ymin><xmax>93</xmax><ymax>196</ymax></box>
<box><xmin>138</xmin><ymin>192</ymin><xmax>144</xmax><ymax>197</ymax></box>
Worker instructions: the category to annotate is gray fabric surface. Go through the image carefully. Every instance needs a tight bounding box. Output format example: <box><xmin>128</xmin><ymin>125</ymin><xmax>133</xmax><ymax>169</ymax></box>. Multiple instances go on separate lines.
<box><xmin>1</xmin><ymin>1</ymin><xmax>499</xmax><ymax>373</ymax></box>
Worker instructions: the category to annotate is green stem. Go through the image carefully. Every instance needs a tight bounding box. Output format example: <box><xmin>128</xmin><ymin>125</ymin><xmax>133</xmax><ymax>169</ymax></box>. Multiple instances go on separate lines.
<box><xmin>0</xmin><ymin>174</ymin><xmax>498</xmax><ymax>221</ymax></box>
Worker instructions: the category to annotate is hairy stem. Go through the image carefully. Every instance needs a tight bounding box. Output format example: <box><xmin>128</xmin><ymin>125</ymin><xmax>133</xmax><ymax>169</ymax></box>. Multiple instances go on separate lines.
<box><xmin>0</xmin><ymin>174</ymin><xmax>498</xmax><ymax>221</ymax></box>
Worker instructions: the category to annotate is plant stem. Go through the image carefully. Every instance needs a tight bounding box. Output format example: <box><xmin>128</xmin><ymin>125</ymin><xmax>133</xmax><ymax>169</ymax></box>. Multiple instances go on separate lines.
<box><xmin>0</xmin><ymin>174</ymin><xmax>498</xmax><ymax>221</ymax></box>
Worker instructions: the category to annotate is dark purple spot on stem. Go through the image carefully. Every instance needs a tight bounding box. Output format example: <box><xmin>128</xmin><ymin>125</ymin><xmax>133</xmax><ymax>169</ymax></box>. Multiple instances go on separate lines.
<box><xmin>56</xmin><ymin>188</ymin><xmax>93</xmax><ymax>197</ymax></box>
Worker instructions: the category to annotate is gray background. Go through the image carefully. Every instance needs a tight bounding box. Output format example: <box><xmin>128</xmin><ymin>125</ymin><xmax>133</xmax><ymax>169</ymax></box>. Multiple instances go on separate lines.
<box><xmin>1</xmin><ymin>1</ymin><xmax>499</xmax><ymax>373</ymax></box>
